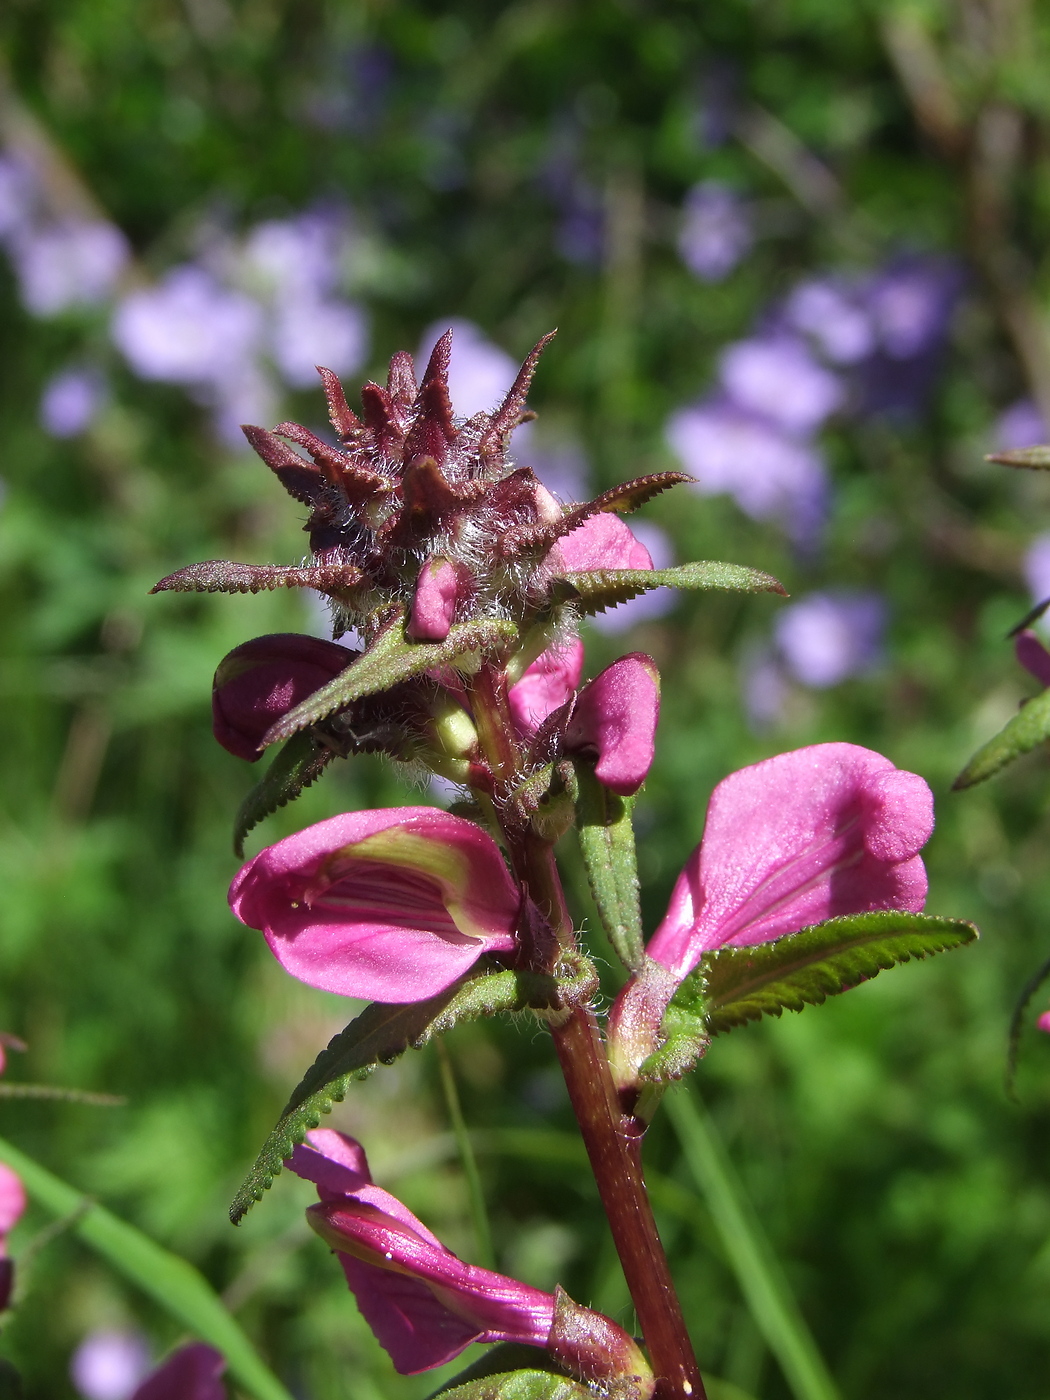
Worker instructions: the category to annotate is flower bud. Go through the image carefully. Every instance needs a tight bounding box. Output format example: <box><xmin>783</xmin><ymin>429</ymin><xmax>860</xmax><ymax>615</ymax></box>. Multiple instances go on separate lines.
<box><xmin>565</xmin><ymin>654</ymin><xmax>660</xmax><ymax>796</ymax></box>
<box><xmin>131</xmin><ymin>1344</ymin><xmax>226</xmax><ymax>1400</ymax></box>
<box><xmin>212</xmin><ymin>633</ymin><xmax>354</xmax><ymax>761</ymax></box>
<box><xmin>408</xmin><ymin>556</ymin><xmax>460</xmax><ymax>641</ymax></box>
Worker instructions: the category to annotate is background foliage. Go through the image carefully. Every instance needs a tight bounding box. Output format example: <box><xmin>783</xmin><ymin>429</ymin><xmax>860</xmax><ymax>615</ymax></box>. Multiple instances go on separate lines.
<box><xmin>1</xmin><ymin>1</ymin><xmax>1050</xmax><ymax>1396</ymax></box>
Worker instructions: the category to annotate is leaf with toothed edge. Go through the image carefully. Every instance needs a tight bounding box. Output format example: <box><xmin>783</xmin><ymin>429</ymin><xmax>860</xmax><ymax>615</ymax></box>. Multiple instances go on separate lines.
<box><xmin>260</xmin><ymin>613</ymin><xmax>518</xmax><ymax>747</ymax></box>
<box><xmin>229</xmin><ymin>960</ymin><xmax>591</xmax><ymax>1223</ymax></box>
<box><xmin>233</xmin><ymin>732</ymin><xmax>334</xmax><ymax>858</ymax></box>
<box><xmin>556</xmin><ymin>561</ymin><xmax>786</xmax><ymax>613</ymax></box>
<box><xmin>150</xmin><ymin>560</ymin><xmax>363</xmax><ymax>596</ymax></box>
<box><xmin>639</xmin><ymin>912</ymin><xmax>978</xmax><ymax>1083</ymax></box>
<box><xmin>953</xmin><ymin>686</ymin><xmax>1050</xmax><ymax>788</ymax></box>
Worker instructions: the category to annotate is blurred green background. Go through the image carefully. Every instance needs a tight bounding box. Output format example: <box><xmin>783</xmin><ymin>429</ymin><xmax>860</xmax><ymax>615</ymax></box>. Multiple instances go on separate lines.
<box><xmin>2</xmin><ymin>1</ymin><xmax>1050</xmax><ymax>1396</ymax></box>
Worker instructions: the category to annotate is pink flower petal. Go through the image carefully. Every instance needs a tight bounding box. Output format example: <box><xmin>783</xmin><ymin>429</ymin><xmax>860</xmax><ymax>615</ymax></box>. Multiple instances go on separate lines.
<box><xmin>507</xmin><ymin>640</ymin><xmax>584</xmax><ymax>738</ymax></box>
<box><xmin>408</xmin><ymin>557</ymin><xmax>459</xmax><ymax>641</ymax></box>
<box><xmin>647</xmin><ymin>743</ymin><xmax>933</xmax><ymax>978</ymax></box>
<box><xmin>564</xmin><ymin>654</ymin><xmax>660</xmax><ymax>796</ymax></box>
<box><xmin>551</xmin><ymin>513</ymin><xmax>654</xmax><ymax>572</ymax></box>
<box><xmin>230</xmin><ymin>808</ymin><xmax>521</xmax><ymax>1002</ymax></box>
<box><xmin>291</xmin><ymin>1130</ymin><xmax>554</xmax><ymax>1374</ymax></box>
<box><xmin>1015</xmin><ymin>630</ymin><xmax>1050</xmax><ymax>688</ymax></box>
<box><xmin>1037</xmin><ymin>1010</ymin><xmax>1050</xmax><ymax>1034</ymax></box>
<box><xmin>131</xmin><ymin>1344</ymin><xmax>226</xmax><ymax>1400</ymax></box>
<box><xmin>0</xmin><ymin>1164</ymin><xmax>25</xmax><ymax>1248</ymax></box>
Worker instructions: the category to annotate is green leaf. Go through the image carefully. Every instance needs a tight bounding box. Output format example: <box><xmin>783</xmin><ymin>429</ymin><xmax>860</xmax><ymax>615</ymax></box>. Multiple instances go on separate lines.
<box><xmin>233</xmin><ymin>730</ymin><xmax>334</xmax><ymax>856</ymax></box>
<box><xmin>572</xmin><ymin>765</ymin><xmax>644</xmax><ymax>972</ymax></box>
<box><xmin>231</xmin><ymin>963</ymin><xmax>576</xmax><ymax>1223</ymax></box>
<box><xmin>987</xmin><ymin>445</ymin><xmax>1050</xmax><ymax>469</ymax></box>
<box><xmin>262</xmin><ymin>614</ymin><xmax>518</xmax><ymax>746</ymax></box>
<box><xmin>953</xmin><ymin>687</ymin><xmax>1050</xmax><ymax>788</ymax></box>
<box><xmin>427</xmin><ymin>1345</ymin><xmax>579</xmax><ymax>1398</ymax></box>
<box><xmin>432</xmin><ymin>1373</ymin><xmax>591</xmax><ymax>1400</ymax></box>
<box><xmin>558</xmin><ymin>561</ymin><xmax>786</xmax><ymax>615</ymax></box>
<box><xmin>0</xmin><ymin>1134</ymin><xmax>293</xmax><ymax>1400</ymax></box>
<box><xmin>669</xmin><ymin>912</ymin><xmax>978</xmax><ymax>1047</ymax></box>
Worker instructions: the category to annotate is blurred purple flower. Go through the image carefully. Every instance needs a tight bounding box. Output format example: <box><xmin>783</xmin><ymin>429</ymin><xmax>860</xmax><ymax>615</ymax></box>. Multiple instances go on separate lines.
<box><xmin>784</xmin><ymin>278</ymin><xmax>875</xmax><ymax>365</ymax></box>
<box><xmin>677</xmin><ymin>181</ymin><xmax>752</xmax><ymax>282</ymax></box>
<box><xmin>207</xmin><ymin>361</ymin><xmax>279</xmax><ymax>451</ymax></box>
<box><xmin>718</xmin><ymin>335</ymin><xmax>843</xmax><ymax>436</ymax></box>
<box><xmin>39</xmin><ymin>366</ymin><xmax>106</xmax><ymax>438</ymax></box>
<box><xmin>418</xmin><ymin>320</ymin><xmax>518</xmax><ymax>418</ymax></box>
<box><xmin>1024</xmin><ymin>534</ymin><xmax>1050</xmax><ymax>615</ymax></box>
<box><xmin>666</xmin><ymin>401</ymin><xmax>828</xmax><ymax>545</ymax></box>
<box><xmin>71</xmin><ymin>1329</ymin><xmax>151</xmax><ymax>1400</ymax></box>
<box><xmin>241</xmin><ymin>212</ymin><xmax>345</xmax><ymax>301</ymax></box>
<box><xmin>741</xmin><ymin>644</ymin><xmax>789</xmax><ymax>731</ymax></box>
<box><xmin>271</xmin><ymin>296</ymin><xmax>368</xmax><ymax>389</ymax></box>
<box><xmin>0</xmin><ymin>156</ymin><xmax>36</xmax><ymax>240</ymax></box>
<box><xmin>774</xmin><ymin>590</ymin><xmax>886</xmax><ymax>688</ymax></box>
<box><xmin>854</xmin><ymin>257</ymin><xmax>961</xmax><ymax>418</ymax></box>
<box><xmin>11</xmin><ymin>220</ymin><xmax>128</xmax><ymax>317</ymax></box>
<box><xmin>588</xmin><ymin>519</ymin><xmax>676</xmax><ymax>634</ymax></box>
<box><xmin>112</xmin><ymin>266</ymin><xmax>265</xmax><ymax>386</ymax></box>
<box><xmin>995</xmin><ymin>399</ymin><xmax>1047</xmax><ymax>450</ymax></box>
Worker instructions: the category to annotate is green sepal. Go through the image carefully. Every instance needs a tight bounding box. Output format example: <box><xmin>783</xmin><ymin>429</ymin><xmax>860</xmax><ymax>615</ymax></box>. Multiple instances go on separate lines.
<box><xmin>262</xmin><ymin>613</ymin><xmax>518</xmax><ymax>746</ymax></box>
<box><xmin>953</xmin><ymin>687</ymin><xmax>1050</xmax><ymax>788</ymax></box>
<box><xmin>987</xmin><ymin>445</ymin><xmax>1050</xmax><ymax>469</ymax></box>
<box><xmin>557</xmin><ymin>560</ymin><xmax>785</xmax><ymax>616</ymax></box>
<box><xmin>230</xmin><ymin>960</ymin><xmax>588</xmax><ymax>1223</ymax></box>
<box><xmin>426</xmin><ymin>1346</ymin><xmax>579</xmax><ymax>1399</ymax></box>
<box><xmin>640</xmin><ymin>912</ymin><xmax>978</xmax><ymax>1082</ymax></box>
<box><xmin>430</xmin><ymin>1373</ymin><xmax>591</xmax><ymax>1400</ymax></box>
<box><xmin>572</xmin><ymin>765</ymin><xmax>644</xmax><ymax>973</ymax></box>
<box><xmin>233</xmin><ymin>731</ymin><xmax>334</xmax><ymax>856</ymax></box>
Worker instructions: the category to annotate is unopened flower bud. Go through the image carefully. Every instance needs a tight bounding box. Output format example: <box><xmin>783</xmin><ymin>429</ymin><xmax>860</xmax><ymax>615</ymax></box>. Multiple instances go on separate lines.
<box><xmin>408</xmin><ymin>556</ymin><xmax>459</xmax><ymax>641</ymax></box>
<box><xmin>565</xmin><ymin>654</ymin><xmax>660</xmax><ymax>796</ymax></box>
<box><xmin>212</xmin><ymin>633</ymin><xmax>354</xmax><ymax>761</ymax></box>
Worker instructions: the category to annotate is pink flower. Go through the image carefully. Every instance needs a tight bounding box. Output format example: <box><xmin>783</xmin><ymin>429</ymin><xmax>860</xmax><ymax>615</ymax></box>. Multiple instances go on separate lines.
<box><xmin>0</xmin><ymin>1161</ymin><xmax>25</xmax><ymax>1311</ymax></box>
<box><xmin>130</xmin><ymin>1344</ymin><xmax>226</xmax><ymax>1400</ymax></box>
<box><xmin>290</xmin><ymin>1128</ymin><xmax>555</xmax><ymax>1373</ymax></box>
<box><xmin>1015</xmin><ymin>629</ymin><xmax>1050</xmax><ymax>688</ymax></box>
<box><xmin>212</xmin><ymin>633</ymin><xmax>354</xmax><ymax>761</ymax></box>
<box><xmin>407</xmin><ymin>557</ymin><xmax>460</xmax><ymax>641</ymax></box>
<box><xmin>646</xmin><ymin>743</ymin><xmax>933</xmax><ymax>980</ymax></box>
<box><xmin>564</xmin><ymin>654</ymin><xmax>660</xmax><ymax>796</ymax></box>
<box><xmin>508</xmin><ymin>640</ymin><xmax>584</xmax><ymax>737</ymax></box>
<box><xmin>229</xmin><ymin>808</ymin><xmax>521</xmax><ymax>1002</ymax></box>
<box><xmin>1038</xmin><ymin>1011</ymin><xmax>1050</xmax><ymax>1034</ymax></box>
<box><xmin>551</xmin><ymin>512</ymin><xmax>654</xmax><ymax>572</ymax></box>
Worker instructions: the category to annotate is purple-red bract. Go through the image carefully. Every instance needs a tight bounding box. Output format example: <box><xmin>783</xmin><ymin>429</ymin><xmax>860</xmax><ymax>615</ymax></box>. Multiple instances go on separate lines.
<box><xmin>646</xmin><ymin>742</ymin><xmax>934</xmax><ymax>979</ymax></box>
<box><xmin>290</xmin><ymin>1129</ymin><xmax>555</xmax><ymax>1373</ymax></box>
<box><xmin>229</xmin><ymin>808</ymin><xmax>521</xmax><ymax>1002</ymax></box>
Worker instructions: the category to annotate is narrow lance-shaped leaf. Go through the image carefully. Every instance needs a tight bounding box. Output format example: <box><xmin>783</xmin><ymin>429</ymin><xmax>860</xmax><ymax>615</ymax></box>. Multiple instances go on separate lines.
<box><xmin>0</xmin><ymin>1134</ymin><xmax>293</xmax><ymax>1400</ymax></box>
<box><xmin>953</xmin><ymin>687</ymin><xmax>1050</xmax><ymax>788</ymax></box>
<box><xmin>641</xmin><ymin>912</ymin><xmax>978</xmax><ymax>1082</ymax></box>
<box><xmin>572</xmin><ymin>765</ymin><xmax>645</xmax><ymax>973</ymax></box>
<box><xmin>231</xmin><ymin>960</ymin><xmax>593</xmax><ymax>1223</ymax></box>
<box><xmin>987</xmin><ymin>445</ymin><xmax>1050</xmax><ymax>469</ymax></box>
<box><xmin>150</xmin><ymin>560</ymin><xmax>363</xmax><ymax>595</ymax></box>
<box><xmin>556</xmin><ymin>561</ymin><xmax>786</xmax><ymax>616</ymax></box>
<box><xmin>233</xmin><ymin>731</ymin><xmax>334</xmax><ymax>857</ymax></box>
<box><xmin>262</xmin><ymin>614</ymin><xmax>518</xmax><ymax>746</ymax></box>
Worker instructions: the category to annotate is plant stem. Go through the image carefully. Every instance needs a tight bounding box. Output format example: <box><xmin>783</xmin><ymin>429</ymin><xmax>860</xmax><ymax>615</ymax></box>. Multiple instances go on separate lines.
<box><xmin>519</xmin><ymin>837</ymin><xmax>705</xmax><ymax>1400</ymax></box>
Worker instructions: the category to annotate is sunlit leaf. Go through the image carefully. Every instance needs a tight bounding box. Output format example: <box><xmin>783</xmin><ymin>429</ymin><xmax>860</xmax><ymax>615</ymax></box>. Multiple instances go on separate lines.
<box><xmin>572</xmin><ymin>765</ymin><xmax>644</xmax><ymax>972</ymax></box>
<box><xmin>557</xmin><ymin>561</ymin><xmax>786</xmax><ymax>615</ymax></box>
<box><xmin>953</xmin><ymin>688</ymin><xmax>1050</xmax><ymax>788</ymax></box>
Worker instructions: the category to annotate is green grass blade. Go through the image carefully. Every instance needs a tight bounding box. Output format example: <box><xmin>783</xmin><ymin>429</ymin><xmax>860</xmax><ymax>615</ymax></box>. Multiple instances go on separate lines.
<box><xmin>665</xmin><ymin>1090</ymin><xmax>840</xmax><ymax>1400</ymax></box>
<box><xmin>0</xmin><ymin>1133</ymin><xmax>293</xmax><ymax>1400</ymax></box>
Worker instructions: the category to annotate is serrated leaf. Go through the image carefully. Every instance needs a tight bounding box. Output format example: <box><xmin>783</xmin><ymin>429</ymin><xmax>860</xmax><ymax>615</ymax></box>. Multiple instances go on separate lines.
<box><xmin>987</xmin><ymin>445</ymin><xmax>1050</xmax><ymax>469</ymax></box>
<box><xmin>233</xmin><ymin>731</ymin><xmax>334</xmax><ymax>857</ymax></box>
<box><xmin>573</xmin><ymin>766</ymin><xmax>644</xmax><ymax>972</ymax></box>
<box><xmin>640</xmin><ymin>913</ymin><xmax>978</xmax><ymax>1082</ymax></box>
<box><xmin>150</xmin><ymin>560</ymin><xmax>362</xmax><ymax>594</ymax></box>
<box><xmin>558</xmin><ymin>561</ymin><xmax>785</xmax><ymax>614</ymax></box>
<box><xmin>432</xmin><ymin>1373</ymin><xmax>591</xmax><ymax>1400</ymax></box>
<box><xmin>953</xmin><ymin>687</ymin><xmax>1050</xmax><ymax>788</ymax></box>
<box><xmin>261</xmin><ymin>614</ymin><xmax>518</xmax><ymax>746</ymax></box>
<box><xmin>426</xmin><ymin>1345</ymin><xmax>577</xmax><ymax>1398</ymax></box>
<box><xmin>230</xmin><ymin>963</ymin><xmax>572</xmax><ymax>1223</ymax></box>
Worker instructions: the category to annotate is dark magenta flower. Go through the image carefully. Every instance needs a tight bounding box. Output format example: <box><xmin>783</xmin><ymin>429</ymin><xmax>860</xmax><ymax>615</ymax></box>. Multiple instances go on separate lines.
<box><xmin>507</xmin><ymin>640</ymin><xmax>584</xmax><ymax>738</ymax></box>
<box><xmin>1015</xmin><ymin>628</ymin><xmax>1050</xmax><ymax>687</ymax></box>
<box><xmin>212</xmin><ymin>633</ymin><xmax>354</xmax><ymax>760</ymax></box>
<box><xmin>130</xmin><ymin>1344</ymin><xmax>226</xmax><ymax>1400</ymax></box>
<box><xmin>564</xmin><ymin>654</ymin><xmax>660</xmax><ymax>797</ymax></box>
<box><xmin>229</xmin><ymin>807</ymin><xmax>520</xmax><ymax>1002</ymax></box>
